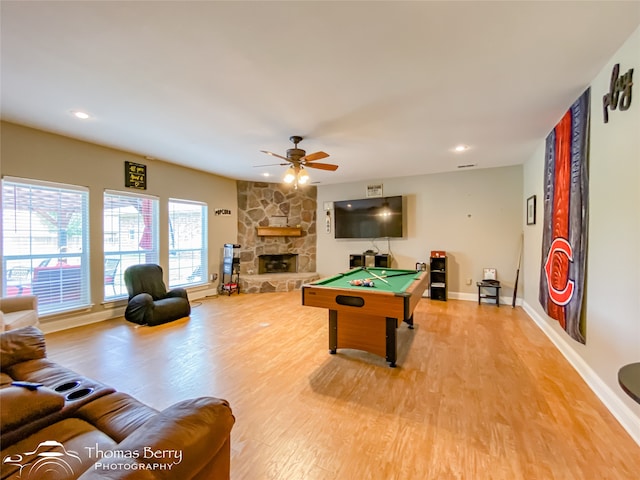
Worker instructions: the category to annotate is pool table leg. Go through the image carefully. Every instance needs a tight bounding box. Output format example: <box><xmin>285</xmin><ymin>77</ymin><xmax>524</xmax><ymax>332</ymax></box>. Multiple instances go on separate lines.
<box><xmin>386</xmin><ymin>317</ymin><xmax>397</xmax><ymax>367</ymax></box>
<box><xmin>405</xmin><ymin>314</ymin><xmax>414</xmax><ymax>330</ymax></box>
<box><xmin>329</xmin><ymin>310</ymin><xmax>338</xmax><ymax>354</ymax></box>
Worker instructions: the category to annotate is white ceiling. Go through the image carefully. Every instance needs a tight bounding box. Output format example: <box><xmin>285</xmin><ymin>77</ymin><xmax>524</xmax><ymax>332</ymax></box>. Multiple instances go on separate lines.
<box><xmin>1</xmin><ymin>1</ymin><xmax>639</xmax><ymax>186</ymax></box>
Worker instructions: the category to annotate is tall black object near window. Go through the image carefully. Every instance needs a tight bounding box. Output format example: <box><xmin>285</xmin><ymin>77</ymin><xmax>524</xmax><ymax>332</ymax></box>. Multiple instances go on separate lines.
<box><xmin>221</xmin><ymin>243</ymin><xmax>240</xmax><ymax>295</ymax></box>
<box><xmin>429</xmin><ymin>256</ymin><xmax>447</xmax><ymax>301</ymax></box>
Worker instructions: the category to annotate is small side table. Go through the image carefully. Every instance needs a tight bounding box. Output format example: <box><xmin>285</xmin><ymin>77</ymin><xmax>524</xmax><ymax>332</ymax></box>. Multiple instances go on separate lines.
<box><xmin>477</xmin><ymin>281</ymin><xmax>501</xmax><ymax>307</ymax></box>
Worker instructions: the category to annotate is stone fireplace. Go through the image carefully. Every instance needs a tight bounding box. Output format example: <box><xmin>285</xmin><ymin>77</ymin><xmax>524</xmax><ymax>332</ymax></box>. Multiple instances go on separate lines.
<box><xmin>236</xmin><ymin>181</ymin><xmax>320</xmax><ymax>293</ymax></box>
<box><xmin>259</xmin><ymin>254</ymin><xmax>298</xmax><ymax>274</ymax></box>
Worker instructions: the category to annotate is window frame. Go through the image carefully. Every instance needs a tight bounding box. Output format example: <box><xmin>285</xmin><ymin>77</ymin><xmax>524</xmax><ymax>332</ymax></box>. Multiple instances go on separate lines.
<box><xmin>167</xmin><ymin>198</ymin><xmax>208</xmax><ymax>288</ymax></box>
<box><xmin>103</xmin><ymin>190</ymin><xmax>159</xmax><ymax>300</ymax></box>
<box><xmin>2</xmin><ymin>176</ymin><xmax>91</xmax><ymax>315</ymax></box>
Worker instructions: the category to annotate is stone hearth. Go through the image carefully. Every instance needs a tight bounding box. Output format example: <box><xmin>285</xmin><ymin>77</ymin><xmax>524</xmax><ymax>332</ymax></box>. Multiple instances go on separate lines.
<box><xmin>239</xmin><ymin>272</ymin><xmax>320</xmax><ymax>294</ymax></box>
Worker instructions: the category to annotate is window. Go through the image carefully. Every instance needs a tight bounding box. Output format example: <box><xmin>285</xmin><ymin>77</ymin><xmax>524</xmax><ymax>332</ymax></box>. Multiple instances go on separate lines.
<box><xmin>2</xmin><ymin>177</ymin><xmax>90</xmax><ymax>315</ymax></box>
<box><xmin>168</xmin><ymin>199</ymin><xmax>207</xmax><ymax>287</ymax></box>
<box><xmin>104</xmin><ymin>191</ymin><xmax>159</xmax><ymax>299</ymax></box>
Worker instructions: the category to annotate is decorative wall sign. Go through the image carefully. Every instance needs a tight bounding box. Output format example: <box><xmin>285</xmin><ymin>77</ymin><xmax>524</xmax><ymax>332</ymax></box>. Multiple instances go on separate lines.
<box><xmin>366</xmin><ymin>184</ymin><xmax>383</xmax><ymax>198</ymax></box>
<box><xmin>269</xmin><ymin>215</ymin><xmax>288</xmax><ymax>227</ymax></box>
<box><xmin>125</xmin><ymin>161</ymin><xmax>147</xmax><ymax>190</ymax></box>
<box><xmin>602</xmin><ymin>63</ymin><xmax>634</xmax><ymax>123</ymax></box>
<box><xmin>527</xmin><ymin>195</ymin><xmax>536</xmax><ymax>225</ymax></box>
<box><xmin>214</xmin><ymin>208</ymin><xmax>232</xmax><ymax>216</ymax></box>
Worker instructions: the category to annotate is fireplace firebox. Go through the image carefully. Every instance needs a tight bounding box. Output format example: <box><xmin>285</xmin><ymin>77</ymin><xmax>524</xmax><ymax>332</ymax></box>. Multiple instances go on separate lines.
<box><xmin>258</xmin><ymin>254</ymin><xmax>298</xmax><ymax>274</ymax></box>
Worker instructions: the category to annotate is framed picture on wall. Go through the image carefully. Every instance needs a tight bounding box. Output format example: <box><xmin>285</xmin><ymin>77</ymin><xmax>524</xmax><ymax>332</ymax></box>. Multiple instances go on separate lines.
<box><xmin>527</xmin><ymin>195</ymin><xmax>536</xmax><ymax>225</ymax></box>
<box><xmin>366</xmin><ymin>184</ymin><xmax>383</xmax><ymax>198</ymax></box>
<box><xmin>483</xmin><ymin>268</ymin><xmax>497</xmax><ymax>280</ymax></box>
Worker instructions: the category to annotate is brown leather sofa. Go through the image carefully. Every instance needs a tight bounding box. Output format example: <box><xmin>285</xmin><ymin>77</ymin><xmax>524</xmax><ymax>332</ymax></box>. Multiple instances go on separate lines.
<box><xmin>0</xmin><ymin>326</ymin><xmax>234</xmax><ymax>479</ymax></box>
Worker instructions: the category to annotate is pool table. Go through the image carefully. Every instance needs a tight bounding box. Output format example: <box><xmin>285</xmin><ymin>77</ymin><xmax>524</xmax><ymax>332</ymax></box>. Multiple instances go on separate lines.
<box><xmin>302</xmin><ymin>267</ymin><xmax>429</xmax><ymax>367</ymax></box>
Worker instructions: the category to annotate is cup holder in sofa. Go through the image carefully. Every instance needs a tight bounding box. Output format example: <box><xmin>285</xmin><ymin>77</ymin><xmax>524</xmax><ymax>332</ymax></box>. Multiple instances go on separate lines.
<box><xmin>54</xmin><ymin>380</ymin><xmax>82</xmax><ymax>392</ymax></box>
<box><xmin>66</xmin><ymin>387</ymin><xmax>94</xmax><ymax>401</ymax></box>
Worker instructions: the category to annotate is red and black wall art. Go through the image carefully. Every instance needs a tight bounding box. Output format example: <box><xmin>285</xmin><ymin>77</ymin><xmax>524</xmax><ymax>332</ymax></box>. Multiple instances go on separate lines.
<box><xmin>539</xmin><ymin>88</ymin><xmax>590</xmax><ymax>344</ymax></box>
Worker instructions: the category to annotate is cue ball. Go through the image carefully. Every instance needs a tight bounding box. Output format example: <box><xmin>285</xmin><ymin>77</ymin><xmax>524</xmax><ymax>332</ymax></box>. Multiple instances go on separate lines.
<box><xmin>381</xmin><ymin>270</ymin><xmax>386</xmax><ymax>275</ymax></box>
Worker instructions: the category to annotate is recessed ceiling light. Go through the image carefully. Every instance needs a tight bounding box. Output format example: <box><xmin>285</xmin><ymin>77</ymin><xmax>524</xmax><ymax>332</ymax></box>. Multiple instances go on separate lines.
<box><xmin>72</xmin><ymin>110</ymin><xmax>90</xmax><ymax>119</ymax></box>
<box><xmin>454</xmin><ymin>144</ymin><xmax>469</xmax><ymax>152</ymax></box>
<box><xmin>262</xmin><ymin>173</ymin><xmax>270</xmax><ymax>177</ymax></box>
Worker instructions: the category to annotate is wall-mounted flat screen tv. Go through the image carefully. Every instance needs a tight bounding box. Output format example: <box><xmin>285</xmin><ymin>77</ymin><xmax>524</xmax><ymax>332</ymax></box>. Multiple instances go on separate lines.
<box><xmin>334</xmin><ymin>195</ymin><xmax>403</xmax><ymax>239</ymax></box>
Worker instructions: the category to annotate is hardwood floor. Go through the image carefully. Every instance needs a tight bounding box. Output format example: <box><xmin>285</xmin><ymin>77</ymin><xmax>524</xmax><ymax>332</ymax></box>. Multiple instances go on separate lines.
<box><xmin>44</xmin><ymin>292</ymin><xmax>640</xmax><ymax>479</ymax></box>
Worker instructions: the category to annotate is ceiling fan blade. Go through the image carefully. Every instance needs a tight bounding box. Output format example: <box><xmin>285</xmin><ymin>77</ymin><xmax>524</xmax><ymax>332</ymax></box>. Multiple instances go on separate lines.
<box><xmin>260</xmin><ymin>150</ymin><xmax>290</xmax><ymax>162</ymax></box>
<box><xmin>253</xmin><ymin>163</ymin><xmax>289</xmax><ymax>167</ymax></box>
<box><xmin>300</xmin><ymin>151</ymin><xmax>329</xmax><ymax>162</ymax></box>
<box><xmin>305</xmin><ymin>162</ymin><xmax>338</xmax><ymax>171</ymax></box>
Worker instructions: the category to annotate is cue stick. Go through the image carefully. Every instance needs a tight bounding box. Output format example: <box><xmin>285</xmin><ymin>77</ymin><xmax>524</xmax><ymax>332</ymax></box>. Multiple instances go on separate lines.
<box><xmin>512</xmin><ymin>232</ymin><xmax>523</xmax><ymax>308</ymax></box>
<box><xmin>363</xmin><ymin>268</ymin><xmax>390</xmax><ymax>284</ymax></box>
<box><xmin>379</xmin><ymin>271</ymin><xmax>423</xmax><ymax>279</ymax></box>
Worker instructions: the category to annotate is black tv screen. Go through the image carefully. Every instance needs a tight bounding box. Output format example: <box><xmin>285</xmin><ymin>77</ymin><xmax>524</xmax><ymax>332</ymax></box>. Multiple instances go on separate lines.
<box><xmin>334</xmin><ymin>196</ymin><xmax>403</xmax><ymax>239</ymax></box>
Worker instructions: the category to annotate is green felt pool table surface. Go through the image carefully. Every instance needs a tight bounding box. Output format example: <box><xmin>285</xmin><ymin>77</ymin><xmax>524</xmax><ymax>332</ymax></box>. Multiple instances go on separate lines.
<box><xmin>312</xmin><ymin>267</ymin><xmax>422</xmax><ymax>294</ymax></box>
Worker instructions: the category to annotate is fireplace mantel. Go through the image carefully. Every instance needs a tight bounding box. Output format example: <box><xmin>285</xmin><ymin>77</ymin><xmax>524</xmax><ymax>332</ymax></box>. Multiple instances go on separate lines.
<box><xmin>256</xmin><ymin>226</ymin><xmax>302</xmax><ymax>237</ymax></box>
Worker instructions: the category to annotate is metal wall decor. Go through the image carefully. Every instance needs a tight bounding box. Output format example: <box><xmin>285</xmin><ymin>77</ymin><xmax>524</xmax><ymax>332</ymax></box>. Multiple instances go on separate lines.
<box><xmin>602</xmin><ymin>63</ymin><xmax>634</xmax><ymax>123</ymax></box>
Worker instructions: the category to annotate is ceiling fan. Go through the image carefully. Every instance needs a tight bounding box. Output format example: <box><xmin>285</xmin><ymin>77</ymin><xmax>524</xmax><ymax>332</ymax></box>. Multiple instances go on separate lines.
<box><xmin>257</xmin><ymin>136</ymin><xmax>338</xmax><ymax>186</ymax></box>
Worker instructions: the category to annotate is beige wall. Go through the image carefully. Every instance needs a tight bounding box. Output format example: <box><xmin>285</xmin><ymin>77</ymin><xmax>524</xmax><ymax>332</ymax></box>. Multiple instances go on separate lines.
<box><xmin>0</xmin><ymin>121</ymin><xmax>238</xmax><ymax>325</ymax></box>
<box><xmin>523</xmin><ymin>26</ymin><xmax>640</xmax><ymax>442</ymax></box>
<box><xmin>317</xmin><ymin>165</ymin><xmax>523</xmax><ymax>302</ymax></box>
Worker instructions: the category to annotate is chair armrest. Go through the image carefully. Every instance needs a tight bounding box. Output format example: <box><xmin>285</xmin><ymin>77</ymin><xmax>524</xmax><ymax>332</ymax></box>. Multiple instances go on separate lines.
<box><xmin>0</xmin><ymin>326</ymin><xmax>47</xmax><ymax>368</ymax></box>
<box><xmin>165</xmin><ymin>288</ymin><xmax>188</xmax><ymax>300</ymax></box>
<box><xmin>124</xmin><ymin>293</ymin><xmax>154</xmax><ymax>325</ymax></box>
<box><xmin>0</xmin><ymin>385</ymin><xmax>65</xmax><ymax>433</ymax></box>
<box><xmin>78</xmin><ymin>397</ymin><xmax>234</xmax><ymax>479</ymax></box>
<box><xmin>0</xmin><ymin>295</ymin><xmax>38</xmax><ymax>314</ymax></box>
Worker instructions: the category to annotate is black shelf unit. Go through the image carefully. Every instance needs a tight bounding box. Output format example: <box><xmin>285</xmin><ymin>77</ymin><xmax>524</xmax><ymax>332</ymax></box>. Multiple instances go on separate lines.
<box><xmin>221</xmin><ymin>243</ymin><xmax>240</xmax><ymax>295</ymax></box>
<box><xmin>349</xmin><ymin>253</ymin><xmax>391</xmax><ymax>269</ymax></box>
<box><xmin>429</xmin><ymin>256</ymin><xmax>447</xmax><ymax>301</ymax></box>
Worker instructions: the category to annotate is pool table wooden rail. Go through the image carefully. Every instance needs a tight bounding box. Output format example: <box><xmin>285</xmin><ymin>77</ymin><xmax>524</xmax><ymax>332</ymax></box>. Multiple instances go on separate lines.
<box><xmin>301</xmin><ymin>286</ymin><xmax>407</xmax><ymax>319</ymax></box>
<box><xmin>301</xmin><ymin>270</ymin><xmax>428</xmax><ymax>321</ymax></box>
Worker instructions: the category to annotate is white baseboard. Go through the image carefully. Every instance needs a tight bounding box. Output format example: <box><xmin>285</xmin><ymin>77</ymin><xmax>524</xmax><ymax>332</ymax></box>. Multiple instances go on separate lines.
<box><xmin>522</xmin><ymin>301</ymin><xmax>640</xmax><ymax>446</ymax></box>
<box><xmin>448</xmin><ymin>291</ymin><xmax>522</xmax><ymax>307</ymax></box>
<box><xmin>39</xmin><ymin>306</ymin><xmax>126</xmax><ymax>334</ymax></box>
<box><xmin>39</xmin><ymin>287</ymin><xmax>219</xmax><ymax>334</ymax></box>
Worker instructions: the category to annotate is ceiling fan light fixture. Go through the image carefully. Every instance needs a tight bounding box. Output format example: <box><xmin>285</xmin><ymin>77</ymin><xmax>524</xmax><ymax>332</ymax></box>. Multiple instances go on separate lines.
<box><xmin>283</xmin><ymin>167</ymin><xmax>296</xmax><ymax>184</ymax></box>
<box><xmin>297</xmin><ymin>168</ymin><xmax>310</xmax><ymax>185</ymax></box>
<box><xmin>259</xmin><ymin>136</ymin><xmax>337</xmax><ymax>182</ymax></box>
